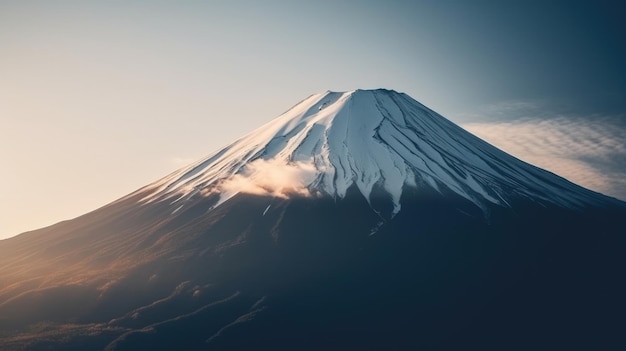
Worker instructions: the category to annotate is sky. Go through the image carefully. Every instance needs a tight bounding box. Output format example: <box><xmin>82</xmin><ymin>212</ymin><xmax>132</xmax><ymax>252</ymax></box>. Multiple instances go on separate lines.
<box><xmin>1</xmin><ymin>0</ymin><xmax>625</xmax><ymax>239</ymax></box>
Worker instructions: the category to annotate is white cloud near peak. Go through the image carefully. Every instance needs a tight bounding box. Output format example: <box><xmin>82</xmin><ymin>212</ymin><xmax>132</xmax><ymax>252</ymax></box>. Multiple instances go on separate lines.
<box><xmin>216</xmin><ymin>158</ymin><xmax>318</xmax><ymax>199</ymax></box>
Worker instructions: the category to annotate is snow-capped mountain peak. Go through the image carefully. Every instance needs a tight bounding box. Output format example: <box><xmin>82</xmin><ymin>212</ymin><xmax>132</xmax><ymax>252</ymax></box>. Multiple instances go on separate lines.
<box><xmin>140</xmin><ymin>89</ymin><xmax>620</xmax><ymax>213</ymax></box>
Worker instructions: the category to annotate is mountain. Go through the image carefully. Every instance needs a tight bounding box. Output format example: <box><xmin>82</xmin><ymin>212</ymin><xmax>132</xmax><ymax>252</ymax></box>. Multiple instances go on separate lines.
<box><xmin>143</xmin><ymin>89</ymin><xmax>620</xmax><ymax>212</ymax></box>
<box><xmin>1</xmin><ymin>89</ymin><xmax>624</xmax><ymax>350</ymax></box>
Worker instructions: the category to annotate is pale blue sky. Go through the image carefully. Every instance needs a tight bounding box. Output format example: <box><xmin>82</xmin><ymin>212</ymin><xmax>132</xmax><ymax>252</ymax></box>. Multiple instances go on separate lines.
<box><xmin>2</xmin><ymin>1</ymin><xmax>625</xmax><ymax>239</ymax></box>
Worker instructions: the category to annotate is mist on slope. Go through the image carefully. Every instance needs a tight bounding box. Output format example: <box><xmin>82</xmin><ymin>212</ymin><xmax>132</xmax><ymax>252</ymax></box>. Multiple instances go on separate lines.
<box><xmin>212</xmin><ymin>159</ymin><xmax>318</xmax><ymax>201</ymax></box>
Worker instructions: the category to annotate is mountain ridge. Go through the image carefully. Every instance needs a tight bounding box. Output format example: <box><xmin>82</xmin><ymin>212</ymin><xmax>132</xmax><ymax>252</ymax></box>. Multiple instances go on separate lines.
<box><xmin>137</xmin><ymin>88</ymin><xmax>623</xmax><ymax>217</ymax></box>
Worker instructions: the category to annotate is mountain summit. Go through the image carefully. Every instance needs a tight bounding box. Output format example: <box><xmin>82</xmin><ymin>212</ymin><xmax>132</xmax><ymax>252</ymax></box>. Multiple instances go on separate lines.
<box><xmin>143</xmin><ymin>89</ymin><xmax>619</xmax><ymax>214</ymax></box>
<box><xmin>1</xmin><ymin>89</ymin><xmax>624</xmax><ymax>351</ymax></box>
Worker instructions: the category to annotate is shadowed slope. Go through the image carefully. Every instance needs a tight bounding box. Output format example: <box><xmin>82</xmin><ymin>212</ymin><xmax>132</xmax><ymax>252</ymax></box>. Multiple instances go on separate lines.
<box><xmin>1</xmin><ymin>187</ymin><xmax>625</xmax><ymax>350</ymax></box>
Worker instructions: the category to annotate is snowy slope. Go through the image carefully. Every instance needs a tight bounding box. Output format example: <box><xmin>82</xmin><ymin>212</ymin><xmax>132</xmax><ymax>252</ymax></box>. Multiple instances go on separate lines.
<box><xmin>139</xmin><ymin>89</ymin><xmax>622</xmax><ymax>213</ymax></box>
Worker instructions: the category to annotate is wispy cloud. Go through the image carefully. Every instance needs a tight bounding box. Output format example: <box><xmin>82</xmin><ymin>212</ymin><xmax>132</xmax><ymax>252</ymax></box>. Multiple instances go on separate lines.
<box><xmin>453</xmin><ymin>100</ymin><xmax>552</xmax><ymax>123</ymax></box>
<box><xmin>462</xmin><ymin>113</ymin><xmax>626</xmax><ymax>201</ymax></box>
<box><xmin>214</xmin><ymin>158</ymin><xmax>318</xmax><ymax>200</ymax></box>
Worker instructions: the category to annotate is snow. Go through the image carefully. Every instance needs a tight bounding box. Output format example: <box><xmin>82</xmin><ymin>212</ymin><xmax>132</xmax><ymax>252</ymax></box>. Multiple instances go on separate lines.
<box><xmin>263</xmin><ymin>204</ymin><xmax>271</xmax><ymax>216</ymax></box>
<box><xmin>139</xmin><ymin>89</ymin><xmax>621</xmax><ymax>212</ymax></box>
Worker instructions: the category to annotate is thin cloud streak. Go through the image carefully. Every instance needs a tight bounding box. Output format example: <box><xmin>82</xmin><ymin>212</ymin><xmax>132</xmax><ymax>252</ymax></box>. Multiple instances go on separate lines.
<box><xmin>463</xmin><ymin>115</ymin><xmax>626</xmax><ymax>201</ymax></box>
